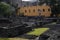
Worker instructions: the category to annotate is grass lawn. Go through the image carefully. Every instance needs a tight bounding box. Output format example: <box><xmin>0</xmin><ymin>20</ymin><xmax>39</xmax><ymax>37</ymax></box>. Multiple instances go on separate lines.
<box><xmin>0</xmin><ymin>38</ymin><xmax>28</xmax><ymax>40</ymax></box>
<box><xmin>9</xmin><ymin>38</ymin><xmax>29</xmax><ymax>40</ymax></box>
<box><xmin>0</xmin><ymin>38</ymin><xmax>9</xmax><ymax>40</ymax></box>
<box><xmin>27</xmin><ymin>28</ymin><xmax>49</xmax><ymax>36</ymax></box>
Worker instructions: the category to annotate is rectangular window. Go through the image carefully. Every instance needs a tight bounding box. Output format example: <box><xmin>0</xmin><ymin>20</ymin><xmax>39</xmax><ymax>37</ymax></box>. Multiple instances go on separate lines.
<box><xmin>25</xmin><ymin>10</ymin><xmax>27</xmax><ymax>13</ymax></box>
<box><xmin>43</xmin><ymin>9</ymin><xmax>45</xmax><ymax>12</ymax></box>
<box><xmin>29</xmin><ymin>10</ymin><xmax>31</xmax><ymax>13</ymax></box>
<box><xmin>48</xmin><ymin>9</ymin><xmax>50</xmax><ymax>11</ymax></box>
<box><xmin>33</xmin><ymin>9</ymin><xmax>35</xmax><ymax>12</ymax></box>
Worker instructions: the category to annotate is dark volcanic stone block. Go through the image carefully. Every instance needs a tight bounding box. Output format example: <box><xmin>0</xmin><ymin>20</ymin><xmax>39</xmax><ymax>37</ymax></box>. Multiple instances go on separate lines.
<box><xmin>0</xmin><ymin>24</ymin><xmax>32</xmax><ymax>37</ymax></box>
<box><xmin>0</xmin><ymin>18</ymin><xmax>32</xmax><ymax>37</ymax></box>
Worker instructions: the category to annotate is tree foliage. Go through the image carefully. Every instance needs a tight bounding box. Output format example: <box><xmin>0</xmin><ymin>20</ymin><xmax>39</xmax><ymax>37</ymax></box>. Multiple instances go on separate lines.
<box><xmin>0</xmin><ymin>2</ymin><xmax>12</xmax><ymax>16</ymax></box>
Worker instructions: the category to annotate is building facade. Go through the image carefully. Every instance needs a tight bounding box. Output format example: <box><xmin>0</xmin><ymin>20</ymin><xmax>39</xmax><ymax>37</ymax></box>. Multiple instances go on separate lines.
<box><xmin>17</xmin><ymin>5</ymin><xmax>51</xmax><ymax>17</ymax></box>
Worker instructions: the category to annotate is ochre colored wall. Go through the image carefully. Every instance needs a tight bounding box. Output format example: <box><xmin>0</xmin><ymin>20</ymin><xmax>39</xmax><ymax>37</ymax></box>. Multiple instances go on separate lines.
<box><xmin>18</xmin><ymin>5</ymin><xmax>51</xmax><ymax>17</ymax></box>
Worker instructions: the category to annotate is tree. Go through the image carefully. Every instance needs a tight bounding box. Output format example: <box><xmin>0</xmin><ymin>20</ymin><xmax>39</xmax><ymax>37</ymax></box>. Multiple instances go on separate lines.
<box><xmin>50</xmin><ymin>0</ymin><xmax>59</xmax><ymax>17</ymax></box>
<box><xmin>0</xmin><ymin>2</ymin><xmax>12</xmax><ymax>17</ymax></box>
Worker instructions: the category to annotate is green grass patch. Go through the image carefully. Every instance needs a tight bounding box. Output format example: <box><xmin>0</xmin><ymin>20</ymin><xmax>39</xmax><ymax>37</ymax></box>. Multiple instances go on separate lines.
<box><xmin>27</xmin><ymin>28</ymin><xmax>49</xmax><ymax>36</ymax></box>
<box><xmin>0</xmin><ymin>38</ymin><xmax>9</xmax><ymax>40</ymax></box>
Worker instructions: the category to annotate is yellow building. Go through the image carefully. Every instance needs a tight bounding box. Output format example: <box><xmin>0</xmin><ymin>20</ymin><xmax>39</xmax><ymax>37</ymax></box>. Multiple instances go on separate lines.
<box><xmin>17</xmin><ymin>5</ymin><xmax>51</xmax><ymax>17</ymax></box>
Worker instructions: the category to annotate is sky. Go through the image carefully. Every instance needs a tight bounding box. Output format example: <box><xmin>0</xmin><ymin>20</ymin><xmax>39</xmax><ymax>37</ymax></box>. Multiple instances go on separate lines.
<box><xmin>22</xmin><ymin>0</ymin><xmax>38</xmax><ymax>2</ymax></box>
